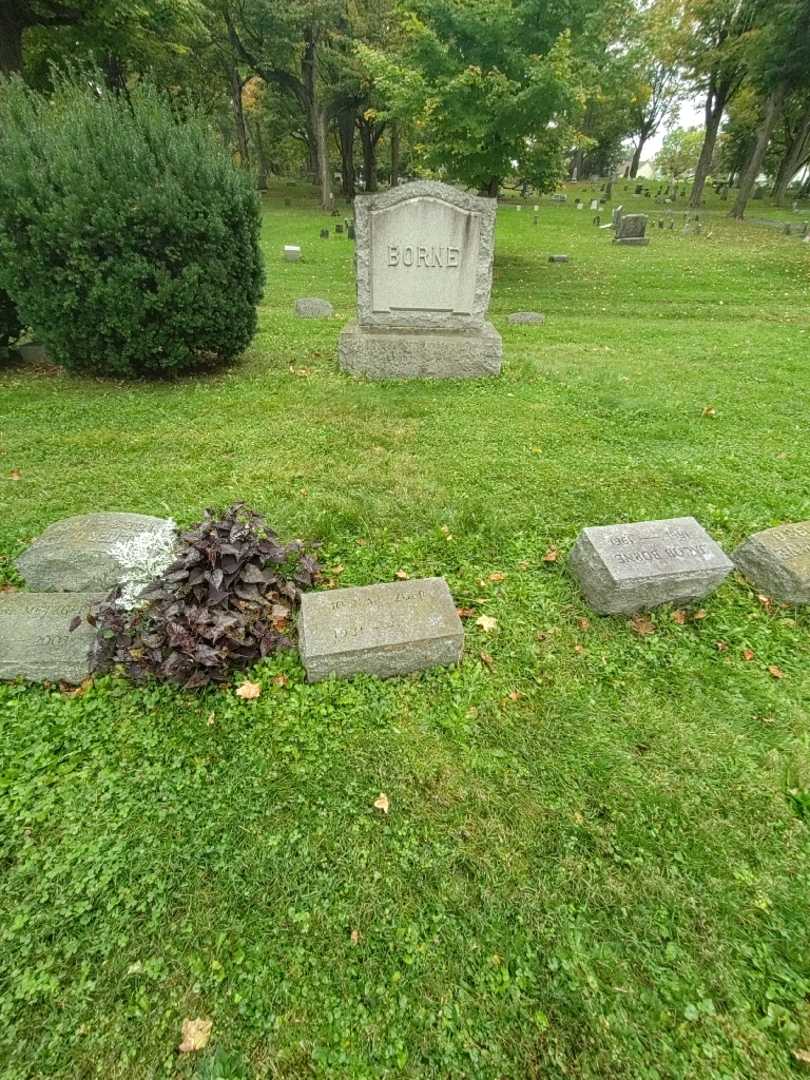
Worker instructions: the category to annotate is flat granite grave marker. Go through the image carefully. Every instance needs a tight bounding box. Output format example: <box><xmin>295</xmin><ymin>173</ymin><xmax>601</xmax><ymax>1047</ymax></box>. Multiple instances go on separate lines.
<box><xmin>339</xmin><ymin>180</ymin><xmax>502</xmax><ymax>379</ymax></box>
<box><xmin>732</xmin><ymin>522</ymin><xmax>810</xmax><ymax>604</ymax></box>
<box><xmin>17</xmin><ymin>512</ymin><xmax>175</xmax><ymax>592</ymax></box>
<box><xmin>508</xmin><ymin>311</ymin><xmax>545</xmax><ymax>325</ymax></box>
<box><xmin>295</xmin><ymin>298</ymin><xmax>334</xmax><ymax>319</ymax></box>
<box><xmin>0</xmin><ymin>592</ymin><xmax>103</xmax><ymax>683</ymax></box>
<box><xmin>569</xmin><ymin>517</ymin><xmax>733</xmax><ymax>614</ymax></box>
<box><xmin>298</xmin><ymin>577</ymin><xmax>463</xmax><ymax>682</ymax></box>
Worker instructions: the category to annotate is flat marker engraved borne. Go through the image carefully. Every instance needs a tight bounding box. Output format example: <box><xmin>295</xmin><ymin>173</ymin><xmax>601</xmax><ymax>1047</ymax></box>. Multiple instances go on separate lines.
<box><xmin>298</xmin><ymin>577</ymin><xmax>464</xmax><ymax>682</ymax></box>
<box><xmin>732</xmin><ymin>521</ymin><xmax>810</xmax><ymax>604</ymax></box>
<box><xmin>0</xmin><ymin>592</ymin><xmax>103</xmax><ymax>683</ymax></box>
<box><xmin>569</xmin><ymin>517</ymin><xmax>733</xmax><ymax>614</ymax></box>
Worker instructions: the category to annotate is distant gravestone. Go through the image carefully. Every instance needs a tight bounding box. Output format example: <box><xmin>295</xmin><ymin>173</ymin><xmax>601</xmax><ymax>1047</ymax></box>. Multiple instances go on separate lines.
<box><xmin>614</xmin><ymin>213</ymin><xmax>649</xmax><ymax>246</ymax></box>
<box><xmin>298</xmin><ymin>577</ymin><xmax>464</xmax><ymax>682</ymax></box>
<box><xmin>548</xmin><ymin>254</ymin><xmax>570</xmax><ymax>263</ymax></box>
<box><xmin>320</xmin><ymin>228</ymin><xmax>330</xmax><ymax>239</ymax></box>
<box><xmin>295</xmin><ymin>298</ymin><xmax>334</xmax><ymax>319</ymax></box>
<box><xmin>283</xmin><ymin>245</ymin><xmax>301</xmax><ymax>262</ymax></box>
<box><xmin>732</xmin><ymin>522</ymin><xmax>810</xmax><ymax>604</ymax></box>
<box><xmin>339</xmin><ymin>180</ymin><xmax>501</xmax><ymax>379</ymax></box>
<box><xmin>590</xmin><ymin>199</ymin><xmax>599</xmax><ymax>211</ymax></box>
<box><xmin>634</xmin><ymin>184</ymin><xmax>643</xmax><ymax>195</ymax></box>
<box><xmin>335</xmin><ymin>223</ymin><xmax>344</xmax><ymax>234</ymax></box>
<box><xmin>347</xmin><ymin>224</ymin><xmax>356</xmax><ymax>240</ymax></box>
<box><xmin>16</xmin><ymin>513</ymin><xmax>175</xmax><ymax>592</ymax></box>
<box><xmin>0</xmin><ymin>592</ymin><xmax>103</xmax><ymax>683</ymax></box>
<box><xmin>569</xmin><ymin>517</ymin><xmax>733</xmax><ymax>614</ymax></box>
<box><xmin>507</xmin><ymin>311</ymin><xmax>545</xmax><ymax>325</ymax></box>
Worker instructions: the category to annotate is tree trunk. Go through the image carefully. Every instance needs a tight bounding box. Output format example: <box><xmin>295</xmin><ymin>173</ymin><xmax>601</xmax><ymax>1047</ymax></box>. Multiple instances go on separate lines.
<box><xmin>730</xmin><ymin>84</ymin><xmax>785</xmax><ymax>220</ymax></box>
<box><xmin>629</xmin><ymin>136</ymin><xmax>646</xmax><ymax>178</ymax></box>
<box><xmin>336</xmin><ymin>109</ymin><xmax>356</xmax><ymax>197</ymax></box>
<box><xmin>228</xmin><ymin>65</ymin><xmax>250</xmax><ymax>168</ymax></box>
<box><xmin>301</xmin><ymin>36</ymin><xmax>332</xmax><ymax>209</ymax></box>
<box><xmin>313</xmin><ymin>107</ymin><xmax>332</xmax><ymax>209</ymax></box>
<box><xmin>0</xmin><ymin>10</ymin><xmax>24</xmax><ymax>74</ymax></box>
<box><xmin>359</xmin><ymin>122</ymin><xmax>378</xmax><ymax>192</ymax></box>
<box><xmin>689</xmin><ymin>90</ymin><xmax>725</xmax><ymax>209</ymax></box>
<box><xmin>249</xmin><ymin>118</ymin><xmax>270</xmax><ymax>189</ymax></box>
<box><xmin>481</xmin><ymin>177</ymin><xmax>499</xmax><ymax>197</ymax></box>
<box><xmin>772</xmin><ymin>105</ymin><xmax>810</xmax><ymax>206</ymax></box>
<box><xmin>570</xmin><ymin>148</ymin><xmax>584</xmax><ymax>181</ymax></box>
<box><xmin>390</xmin><ymin>121</ymin><xmax>400</xmax><ymax>187</ymax></box>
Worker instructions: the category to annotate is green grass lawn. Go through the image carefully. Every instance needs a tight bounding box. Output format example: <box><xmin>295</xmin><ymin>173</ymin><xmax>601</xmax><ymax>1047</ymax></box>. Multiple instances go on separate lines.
<box><xmin>1</xmin><ymin>179</ymin><xmax>809</xmax><ymax>1079</ymax></box>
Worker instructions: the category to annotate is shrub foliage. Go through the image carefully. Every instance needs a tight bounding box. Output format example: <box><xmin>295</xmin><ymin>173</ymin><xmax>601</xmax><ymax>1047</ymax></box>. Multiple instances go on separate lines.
<box><xmin>0</xmin><ymin>73</ymin><xmax>264</xmax><ymax>377</ymax></box>
<box><xmin>0</xmin><ymin>288</ymin><xmax>22</xmax><ymax>350</ymax></box>
<box><xmin>88</xmin><ymin>505</ymin><xmax>320</xmax><ymax>689</ymax></box>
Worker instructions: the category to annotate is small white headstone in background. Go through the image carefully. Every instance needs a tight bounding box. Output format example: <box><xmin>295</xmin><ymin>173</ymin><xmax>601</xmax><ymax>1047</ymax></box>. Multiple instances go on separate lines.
<box><xmin>283</xmin><ymin>245</ymin><xmax>301</xmax><ymax>262</ymax></box>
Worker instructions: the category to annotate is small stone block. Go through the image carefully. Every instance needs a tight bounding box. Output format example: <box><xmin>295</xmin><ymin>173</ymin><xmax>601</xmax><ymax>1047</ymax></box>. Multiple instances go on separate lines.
<box><xmin>548</xmin><ymin>255</ymin><xmax>569</xmax><ymax>263</ymax></box>
<box><xmin>339</xmin><ymin>321</ymin><xmax>501</xmax><ymax>380</ymax></box>
<box><xmin>614</xmin><ymin>237</ymin><xmax>650</xmax><ymax>246</ymax></box>
<box><xmin>17</xmin><ymin>512</ymin><xmax>175</xmax><ymax>592</ymax></box>
<box><xmin>569</xmin><ymin>517</ymin><xmax>733</xmax><ymax>614</ymax></box>
<box><xmin>298</xmin><ymin>577</ymin><xmax>464</xmax><ymax>682</ymax></box>
<box><xmin>335</xmin><ymin>223</ymin><xmax>344</xmax><ymax>233</ymax></box>
<box><xmin>295</xmin><ymin>297</ymin><xmax>334</xmax><ymax>319</ymax></box>
<box><xmin>507</xmin><ymin>311</ymin><xmax>545</xmax><ymax>325</ymax></box>
<box><xmin>732</xmin><ymin>522</ymin><xmax>810</xmax><ymax>604</ymax></box>
<box><xmin>320</xmin><ymin>229</ymin><xmax>330</xmax><ymax>239</ymax></box>
<box><xmin>0</xmin><ymin>592</ymin><xmax>103</xmax><ymax>683</ymax></box>
<box><xmin>283</xmin><ymin>245</ymin><xmax>301</xmax><ymax>261</ymax></box>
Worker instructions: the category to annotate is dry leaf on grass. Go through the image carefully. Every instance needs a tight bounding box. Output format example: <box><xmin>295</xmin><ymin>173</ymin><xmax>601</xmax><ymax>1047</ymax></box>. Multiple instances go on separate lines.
<box><xmin>702</xmin><ymin>405</ymin><xmax>717</xmax><ymax>418</ymax></box>
<box><xmin>488</xmin><ymin>571</ymin><xmax>506</xmax><ymax>582</ymax></box>
<box><xmin>272</xmin><ymin>673</ymin><xmax>289</xmax><ymax>688</ymax></box>
<box><xmin>692</xmin><ymin>609</ymin><xmax>707</xmax><ymax>621</ymax></box>
<box><xmin>350</xmin><ymin>929</ymin><xmax>361</xmax><ymax>945</ymax></box>
<box><xmin>479</xmin><ymin>650</ymin><xmax>494</xmax><ymax>670</ymax></box>
<box><xmin>332</xmin><ymin>564</ymin><xmax>345</xmax><ymax>575</ymax></box>
<box><xmin>577</xmin><ymin>617</ymin><xmax>591</xmax><ymax>631</ymax></box>
<box><xmin>742</xmin><ymin>648</ymin><xmax>755</xmax><ymax>661</ymax></box>
<box><xmin>757</xmin><ymin>594</ymin><xmax>773</xmax><ymax>611</ymax></box>
<box><xmin>456</xmin><ymin>607</ymin><xmax>476</xmax><ymax>619</ymax></box>
<box><xmin>235</xmin><ymin>680</ymin><xmax>261</xmax><ymax>700</ymax></box>
<box><xmin>574</xmin><ymin>644</ymin><xmax>586</xmax><ymax>655</ymax></box>
<box><xmin>768</xmin><ymin>665</ymin><xmax>785</xmax><ymax>679</ymax></box>
<box><xmin>715</xmin><ymin>641</ymin><xmax>728</xmax><ymax>652</ymax></box>
<box><xmin>178</xmin><ymin>1018</ymin><xmax>212</xmax><ymax>1054</ymax></box>
<box><xmin>542</xmin><ymin>547</ymin><xmax>559</xmax><ymax>563</ymax></box>
<box><xmin>629</xmin><ymin>613</ymin><xmax>655</xmax><ymax>635</ymax></box>
<box><xmin>373</xmin><ymin>792</ymin><xmax>389</xmax><ymax>814</ymax></box>
<box><xmin>476</xmin><ymin>615</ymin><xmax>498</xmax><ymax>633</ymax></box>
<box><xmin>9</xmin><ymin>468</ymin><xmax>21</xmax><ymax>481</ymax></box>
<box><xmin>395</xmin><ymin>569</ymin><xmax>409</xmax><ymax>580</ymax></box>
<box><xmin>671</xmin><ymin>609</ymin><xmax>688</xmax><ymax>625</ymax></box>
<box><xmin>793</xmin><ymin>1049</ymin><xmax>810</xmax><ymax>1064</ymax></box>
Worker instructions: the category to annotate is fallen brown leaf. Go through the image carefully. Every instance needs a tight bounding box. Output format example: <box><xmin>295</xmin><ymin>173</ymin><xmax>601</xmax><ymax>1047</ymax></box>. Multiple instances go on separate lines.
<box><xmin>574</xmin><ymin>644</ymin><xmax>586</xmax><ymax>655</ymax></box>
<box><xmin>742</xmin><ymin>648</ymin><xmax>755</xmax><ymax>661</ymax></box>
<box><xmin>542</xmin><ymin>546</ymin><xmax>559</xmax><ymax>563</ymax></box>
<box><xmin>332</xmin><ymin>564</ymin><xmax>345</xmax><ymax>575</ymax></box>
<box><xmin>373</xmin><ymin>792</ymin><xmax>389</xmax><ymax>814</ymax></box>
<box><xmin>488</xmin><ymin>571</ymin><xmax>506</xmax><ymax>582</ymax></box>
<box><xmin>479</xmin><ymin>650</ymin><xmax>494</xmax><ymax>670</ymax></box>
<box><xmin>757</xmin><ymin>594</ymin><xmax>773</xmax><ymax>611</ymax></box>
<box><xmin>507</xmin><ymin>689</ymin><xmax>523</xmax><ymax>702</ymax></box>
<box><xmin>715</xmin><ymin>641</ymin><xmax>728</xmax><ymax>652</ymax></box>
<box><xmin>692</xmin><ymin>609</ymin><xmax>707</xmax><ymax>621</ymax></box>
<box><xmin>350</xmin><ymin>929</ymin><xmax>360</xmax><ymax>945</ymax></box>
<box><xmin>793</xmin><ymin>1049</ymin><xmax>810</xmax><ymax>1064</ymax></box>
<box><xmin>629</xmin><ymin>613</ymin><xmax>655</xmax><ymax>635</ymax></box>
<box><xmin>395</xmin><ymin>569</ymin><xmax>409</xmax><ymax>580</ymax></box>
<box><xmin>235</xmin><ymin>680</ymin><xmax>261</xmax><ymax>700</ymax></box>
<box><xmin>178</xmin><ymin>1018</ymin><xmax>212</xmax><ymax>1054</ymax></box>
<box><xmin>9</xmin><ymin>468</ymin><xmax>21</xmax><ymax>481</ymax></box>
<box><xmin>577</xmin><ymin>617</ymin><xmax>591</xmax><ymax>631</ymax></box>
<box><xmin>272</xmin><ymin>673</ymin><xmax>289</xmax><ymax>688</ymax></box>
<box><xmin>476</xmin><ymin>615</ymin><xmax>498</xmax><ymax>633</ymax></box>
<box><xmin>768</xmin><ymin>665</ymin><xmax>785</xmax><ymax>679</ymax></box>
<box><xmin>456</xmin><ymin>607</ymin><xmax>476</xmax><ymax>619</ymax></box>
<box><xmin>702</xmin><ymin>405</ymin><xmax>717</xmax><ymax>418</ymax></box>
<box><xmin>671</xmin><ymin>609</ymin><xmax>688</xmax><ymax>625</ymax></box>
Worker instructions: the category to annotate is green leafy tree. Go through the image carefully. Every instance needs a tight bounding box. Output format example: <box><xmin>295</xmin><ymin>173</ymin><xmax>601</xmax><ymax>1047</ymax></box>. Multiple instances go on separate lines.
<box><xmin>359</xmin><ymin>0</ymin><xmax>580</xmax><ymax>196</ymax></box>
<box><xmin>0</xmin><ymin>1</ymin><xmax>95</xmax><ymax>75</ymax></box>
<box><xmin>655</xmin><ymin>125</ymin><xmax>706</xmax><ymax>178</ymax></box>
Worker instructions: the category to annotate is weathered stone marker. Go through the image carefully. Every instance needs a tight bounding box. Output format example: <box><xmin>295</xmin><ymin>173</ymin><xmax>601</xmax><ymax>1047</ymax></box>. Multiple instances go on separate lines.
<box><xmin>295</xmin><ymin>298</ymin><xmax>334</xmax><ymax>319</ymax></box>
<box><xmin>16</xmin><ymin>512</ymin><xmax>175</xmax><ymax>592</ymax></box>
<box><xmin>614</xmin><ymin>213</ymin><xmax>649</xmax><ymax>246</ymax></box>
<box><xmin>339</xmin><ymin>180</ymin><xmax>502</xmax><ymax>379</ymax></box>
<box><xmin>0</xmin><ymin>592</ymin><xmax>103</xmax><ymax>683</ymax></box>
<box><xmin>298</xmin><ymin>577</ymin><xmax>463</xmax><ymax>682</ymax></box>
<box><xmin>283</xmin><ymin>245</ymin><xmax>301</xmax><ymax>262</ymax></box>
<box><xmin>732</xmin><ymin>522</ymin><xmax>810</xmax><ymax>604</ymax></box>
<box><xmin>507</xmin><ymin>311</ymin><xmax>545</xmax><ymax>325</ymax></box>
<box><xmin>569</xmin><ymin>517</ymin><xmax>733</xmax><ymax>614</ymax></box>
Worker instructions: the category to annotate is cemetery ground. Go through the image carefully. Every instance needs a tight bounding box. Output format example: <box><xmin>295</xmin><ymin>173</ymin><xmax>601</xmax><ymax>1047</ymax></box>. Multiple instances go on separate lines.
<box><xmin>1</xmin><ymin>181</ymin><xmax>810</xmax><ymax>1078</ymax></box>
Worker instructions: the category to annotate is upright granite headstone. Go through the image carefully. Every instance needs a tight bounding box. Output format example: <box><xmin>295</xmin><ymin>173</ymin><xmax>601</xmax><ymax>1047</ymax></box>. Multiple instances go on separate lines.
<box><xmin>0</xmin><ymin>592</ymin><xmax>103</xmax><ymax>683</ymax></box>
<box><xmin>298</xmin><ymin>577</ymin><xmax>463</xmax><ymax>681</ymax></box>
<box><xmin>339</xmin><ymin>181</ymin><xmax>502</xmax><ymax>379</ymax></box>
<box><xmin>614</xmin><ymin>213</ymin><xmax>649</xmax><ymax>246</ymax></box>
<box><xmin>569</xmin><ymin>517</ymin><xmax>733</xmax><ymax>614</ymax></box>
<box><xmin>732</xmin><ymin>522</ymin><xmax>810</xmax><ymax>604</ymax></box>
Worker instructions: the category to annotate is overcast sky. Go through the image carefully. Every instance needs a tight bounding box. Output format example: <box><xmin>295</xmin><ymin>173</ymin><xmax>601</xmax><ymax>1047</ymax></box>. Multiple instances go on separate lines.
<box><xmin>644</xmin><ymin>95</ymin><xmax>706</xmax><ymax>161</ymax></box>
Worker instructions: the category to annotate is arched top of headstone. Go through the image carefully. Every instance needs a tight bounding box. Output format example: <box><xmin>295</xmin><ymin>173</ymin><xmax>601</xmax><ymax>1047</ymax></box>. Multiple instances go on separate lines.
<box><xmin>353</xmin><ymin>180</ymin><xmax>497</xmax><ymax>331</ymax></box>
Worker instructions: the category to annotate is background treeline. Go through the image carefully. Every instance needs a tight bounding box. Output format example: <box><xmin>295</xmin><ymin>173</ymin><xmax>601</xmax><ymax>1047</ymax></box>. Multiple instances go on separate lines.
<box><xmin>2</xmin><ymin>0</ymin><xmax>809</xmax><ymax>219</ymax></box>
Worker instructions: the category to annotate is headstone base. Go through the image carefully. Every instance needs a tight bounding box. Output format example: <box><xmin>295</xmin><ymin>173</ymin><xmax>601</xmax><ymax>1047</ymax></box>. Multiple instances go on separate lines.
<box><xmin>0</xmin><ymin>592</ymin><xmax>103</xmax><ymax>684</ymax></box>
<box><xmin>339</xmin><ymin>321</ymin><xmax>502</xmax><ymax>380</ymax></box>
<box><xmin>613</xmin><ymin>237</ymin><xmax>650</xmax><ymax>246</ymax></box>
